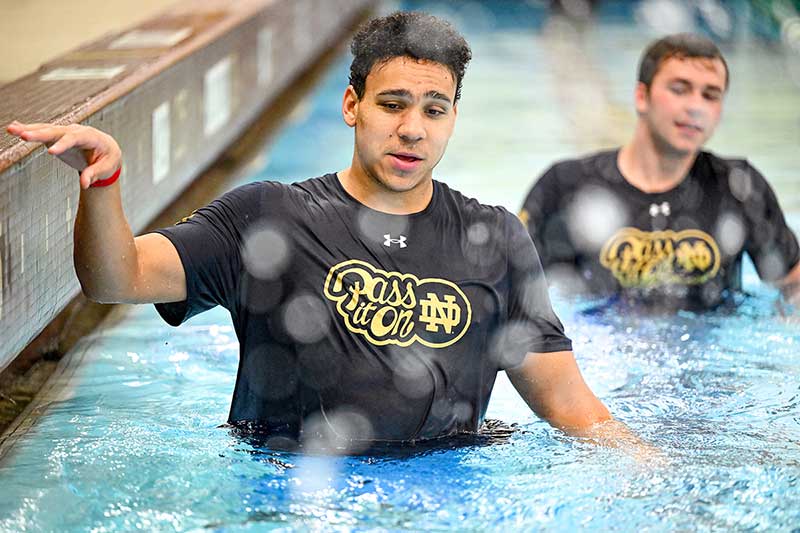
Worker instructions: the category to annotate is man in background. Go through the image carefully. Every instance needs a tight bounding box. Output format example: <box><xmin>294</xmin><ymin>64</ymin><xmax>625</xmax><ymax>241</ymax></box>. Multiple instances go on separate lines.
<box><xmin>520</xmin><ymin>33</ymin><xmax>800</xmax><ymax>310</ymax></box>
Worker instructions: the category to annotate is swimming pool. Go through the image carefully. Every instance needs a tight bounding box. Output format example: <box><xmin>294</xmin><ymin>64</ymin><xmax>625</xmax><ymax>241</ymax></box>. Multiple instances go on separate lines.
<box><xmin>2</xmin><ymin>1</ymin><xmax>799</xmax><ymax>530</ymax></box>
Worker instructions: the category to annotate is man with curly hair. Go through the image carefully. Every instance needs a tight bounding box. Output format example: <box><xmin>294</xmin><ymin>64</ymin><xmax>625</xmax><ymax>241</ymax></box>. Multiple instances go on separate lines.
<box><xmin>8</xmin><ymin>12</ymin><xmax>640</xmax><ymax>451</ymax></box>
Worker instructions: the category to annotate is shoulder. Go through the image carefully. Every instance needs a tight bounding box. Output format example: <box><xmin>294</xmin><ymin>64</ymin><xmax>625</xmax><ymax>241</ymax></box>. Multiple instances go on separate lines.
<box><xmin>534</xmin><ymin>149</ymin><xmax>618</xmax><ymax>191</ymax></box>
<box><xmin>220</xmin><ymin>179</ymin><xmax>285</xmax><ymax>206</ymax></box>
<box><xmin>436</xmin><ymin>180</ymin><xmax>506</xmax><ymax>218</ymax></box>
<box><xmin>200</xmin><ymin>175</ymin><xmax>337</xmax><ymax>226</ymax></box>
<box><xmin>696</xmin><ymin>150</ymin><xmax>773</xmax><ymax>198</ymax></box>
<box><xmin>436</xmin><ymin>180</ymin><xmax>525</xmax><ymax>234</ymax></box>
<box><xmin>522</xmin><ymin>150</ymin><xmax>618</xmax><ymax>219</ymax></box>
<box><xmin>696</xmin><ymin>150</ymin><xmax>750</xmax><ymax>177</ymax></box>
<box><xmin>228</xmin><ymin>174</ymin><xmax>341</xmax><ymax>211</ymax></box>
<box><xmin>282</xmin><ymin>173</ymin><xmax>346</xmax><ymax>208</ymax></box>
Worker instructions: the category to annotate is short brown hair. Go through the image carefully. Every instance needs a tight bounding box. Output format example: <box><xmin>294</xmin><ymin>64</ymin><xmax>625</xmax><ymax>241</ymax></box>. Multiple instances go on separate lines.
<box><xmin>638</xmin><ymin>33</ymin><xmax>729</xmax><ymax>90</ymax></box>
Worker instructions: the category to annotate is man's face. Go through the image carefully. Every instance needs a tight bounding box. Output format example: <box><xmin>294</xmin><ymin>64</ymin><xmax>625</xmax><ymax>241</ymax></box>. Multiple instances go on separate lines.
<box><xmin>635</xmin><ymin>56</ymin><xmax>727</xmax><ymax>155</ymax></box>
<box><xmin>342</xmin><ymin>56</ymin><xmax>458</xmax><ymax>193</ymax></box>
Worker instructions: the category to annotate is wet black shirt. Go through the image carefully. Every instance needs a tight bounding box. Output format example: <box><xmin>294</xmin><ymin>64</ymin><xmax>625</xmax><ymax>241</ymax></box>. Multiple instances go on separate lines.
<box><xmin>520</xmin><ymin>150</ymin><xmax>799</xmax><ymax>308</ymax></box>
<box><xmin>155</xmin><ymin>174</ymin><xmax>571</xmax><ymax>443</ymax></box>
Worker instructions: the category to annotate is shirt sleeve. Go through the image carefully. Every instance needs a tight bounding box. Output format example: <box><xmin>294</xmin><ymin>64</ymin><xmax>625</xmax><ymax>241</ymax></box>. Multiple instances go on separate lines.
<box><xmin>740</xmin><ymin>162</ymin><xmax>800</xmax><ymax>282</ymax></box>
<box><xmin>152</xmin><ymin>181</ymin><xmax>268</xmax><ymax>325</ymax></box>
<box><xmin>519</xmin><ymin>164</ymin><xmax>575</xmax><ymax>269</ymax></box>
<box><xmin>500</xmin><ymin>210</ymin><xmax>573</xmax><ymax>368</ymax></box>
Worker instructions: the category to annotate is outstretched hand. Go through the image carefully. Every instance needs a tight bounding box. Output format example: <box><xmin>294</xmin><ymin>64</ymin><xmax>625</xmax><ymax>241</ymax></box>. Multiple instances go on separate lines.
<box><xmin>6</xmin><ymin>121</ymin><xmax>122</xmax><ymax>189</ymax></box>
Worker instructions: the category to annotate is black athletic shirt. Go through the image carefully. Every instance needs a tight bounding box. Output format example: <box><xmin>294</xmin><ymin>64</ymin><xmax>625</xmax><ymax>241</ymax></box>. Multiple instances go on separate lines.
<box><xmin>154</xmin><ymin>173</ymin><xmax>571</xmax><ymax>443</ymax></box>
<box><xmin>520</xmin><ymin>149</ymin><xmax>800</xmax><ymax>308</ymax></box>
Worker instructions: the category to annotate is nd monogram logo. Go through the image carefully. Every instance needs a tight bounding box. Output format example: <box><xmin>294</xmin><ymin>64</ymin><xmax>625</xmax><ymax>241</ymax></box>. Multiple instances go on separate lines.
<box><xmin>419</xmin><ymin>294</ymin><xmax>460</xmax><ymax>334</ymax></box>
<box><xmin>323</xmin><ymin>259</ymin><xmax>472</xmax><ymax>348</ymax></box>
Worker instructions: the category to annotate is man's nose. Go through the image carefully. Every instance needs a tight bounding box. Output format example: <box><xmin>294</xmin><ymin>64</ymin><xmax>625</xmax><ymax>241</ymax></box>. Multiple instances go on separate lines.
<box><xmin>397</xmin><ymin>110</ymin><xmax>426</xmax><ymax>143</ymax></box>
<box><xmin>686</xmin><ymin>92</ymin><xmax>707</xmax><ymax>117</ymax></box>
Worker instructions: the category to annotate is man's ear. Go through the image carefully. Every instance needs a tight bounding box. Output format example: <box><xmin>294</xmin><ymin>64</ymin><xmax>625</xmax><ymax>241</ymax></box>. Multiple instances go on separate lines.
<box><xmin>633</xmin><ymin>82</ymin><xmax>649</xmax><ymax>115</ymax></box>
<box><xmin>342</xmin><ymin>85</ymin><xmax>359</xmax><ymax>127</ymax></box>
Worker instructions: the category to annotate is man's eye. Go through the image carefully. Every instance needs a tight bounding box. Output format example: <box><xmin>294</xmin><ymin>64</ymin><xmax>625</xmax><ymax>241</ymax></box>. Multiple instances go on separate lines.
<box><xmin>669</xmin><ymin>85</ymin><xmax>688</xmax><ymax>94</ymax></box>
<box><xmin>704</xmin><ymin>92</ymin><xmax>721</xmax><ymax>102</ymax></box>
<box><xmin>427</xmin><ymin>108</ymin><xmax>445</xmax><ymax>117</ymax></box>
<box><xmin>381</xmin><ymin>102</ymin><xmax>401</xmax><ymax>110</ymax></box>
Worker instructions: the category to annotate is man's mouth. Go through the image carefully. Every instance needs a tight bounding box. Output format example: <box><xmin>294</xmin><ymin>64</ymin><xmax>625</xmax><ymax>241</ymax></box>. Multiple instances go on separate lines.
<box><xmin>675</xmin><ymin>121</ymin><xmax>703</xmax><ymax>133</ymax></box>
<box><xmin>387</xmin><ymin>152</ymin><xmax>424</xmax><ymax>172</ymax></box>
<box><xmin>390</xmin><ymin>152</ymin><xmax>423</xmax><ymax>162</ymax></box>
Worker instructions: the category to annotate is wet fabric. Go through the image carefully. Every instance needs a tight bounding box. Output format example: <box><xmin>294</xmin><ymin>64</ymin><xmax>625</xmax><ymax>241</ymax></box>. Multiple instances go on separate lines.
<box><xmin>154</xmin><ymin>173</ymin><xmax>571</xmax><ymax>443</ymax></box>
<box><xmin>520</xmin><ymin>149</ymin><xmax>800</xmax><ymax>309</ymax></box>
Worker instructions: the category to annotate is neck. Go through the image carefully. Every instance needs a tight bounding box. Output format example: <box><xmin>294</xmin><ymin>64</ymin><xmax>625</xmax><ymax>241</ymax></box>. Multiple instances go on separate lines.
<box><xmin>337</xmin><ymin>162</ymin><xmax>434</xmax><ymax>215</ymax></box>
<box><xmin>618</xmin><ymin>122</ymin><xmax>698</xmax><ymax>193</ymax></box>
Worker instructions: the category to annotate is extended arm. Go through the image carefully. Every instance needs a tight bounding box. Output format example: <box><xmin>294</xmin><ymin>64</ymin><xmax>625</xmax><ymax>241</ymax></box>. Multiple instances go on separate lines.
<box><xmin>6</xmin><ymin>121</ymin><xmax>185</xmax><ymax>304</ymax></box>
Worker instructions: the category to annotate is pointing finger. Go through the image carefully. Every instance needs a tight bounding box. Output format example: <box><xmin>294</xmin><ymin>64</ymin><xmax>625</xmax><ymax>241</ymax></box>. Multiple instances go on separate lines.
<box><xmin>17</xmin><ymin>126</ymin><xmax>67</xmax><ymax>145</ymax></box>
<box><xmin>15</xmin><ymin>122</ymin><xmax>62</xmax><ymax>130</ymax></box>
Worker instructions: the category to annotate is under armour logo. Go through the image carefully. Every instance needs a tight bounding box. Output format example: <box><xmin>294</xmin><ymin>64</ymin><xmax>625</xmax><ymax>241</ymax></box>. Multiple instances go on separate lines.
<box><xmin>383</xmin><ymin>234</ymin><xmax>407</xmax><ymax>248</ymax></box>
<box><xmin>649</xmin><ymin>202</ymin><xmax>671</xmax><ymax>217</ymax></box>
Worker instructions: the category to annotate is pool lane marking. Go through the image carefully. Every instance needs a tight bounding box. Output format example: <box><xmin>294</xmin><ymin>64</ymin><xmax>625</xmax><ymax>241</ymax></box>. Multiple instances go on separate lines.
<box><xmin>203</xmin><ymin>55</ymin><xmax>233</xmax><ymax>137</ymax></box>
<box><xmin>294</xmin><ymin>0</ymin><xmax>310</xmax><ymax>54</ymax></box>
<box><xmin>39</xmin><ymin>66</ymin><xmax>126</xmax><ymax>81</ymax></box>
<box><xmin>109</xmin><ymin>28</ymin><xmax>192</xmax><ymax>50</ymax></box>
<box><xmin>258</xmin><ymin>27</ymin><xmax>273</xmax><ymax>87</ymax></box>
<box><xmin>152</xmin><ymin>101</ymin><xmax>171</xmax><ymax>184</ymax></box>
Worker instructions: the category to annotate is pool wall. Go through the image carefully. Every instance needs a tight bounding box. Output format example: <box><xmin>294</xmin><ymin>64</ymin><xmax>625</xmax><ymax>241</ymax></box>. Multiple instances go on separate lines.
<box><xmin>0</xmin><ymin>0</ymin><xmax>374</xmax><ymax>373</ymax></box>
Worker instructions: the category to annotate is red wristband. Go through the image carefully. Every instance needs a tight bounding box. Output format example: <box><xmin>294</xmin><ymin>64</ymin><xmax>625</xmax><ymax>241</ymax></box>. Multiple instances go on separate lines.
<box><xmin>90</xmin><ymin>166</ymin><xmax>121</xmax><ymax>188</ymax></box>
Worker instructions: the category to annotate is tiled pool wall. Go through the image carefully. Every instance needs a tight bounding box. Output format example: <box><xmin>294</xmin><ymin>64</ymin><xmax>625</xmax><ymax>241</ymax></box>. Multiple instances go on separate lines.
<box><xmin>0</xmin><ymin>0</ymin><xmax>374</xmax><ymax>373</ymax></box>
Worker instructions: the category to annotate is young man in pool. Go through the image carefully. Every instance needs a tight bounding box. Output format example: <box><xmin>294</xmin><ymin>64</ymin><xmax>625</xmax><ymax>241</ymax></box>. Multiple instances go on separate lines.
<box><xmin>7</xmin><ymin>12</ymin><xmax>643</xmax><ymax>451</ymax></box>
<box><xmin>519</xmin><ymin>33</ymin><xmax>800</xmax><ymax>310</ymax></box>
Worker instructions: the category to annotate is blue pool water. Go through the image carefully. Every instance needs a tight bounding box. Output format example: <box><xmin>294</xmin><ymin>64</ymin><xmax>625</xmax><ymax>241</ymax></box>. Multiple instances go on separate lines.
<box><xmin>1</xmin><ymin>281</ymin><xmax>798</xmax><ymax>531</ymax></box>
<box><xmin>2</xmin><ymin>1</ymin><xmax>800</xmax><ymax>530</ymax></box>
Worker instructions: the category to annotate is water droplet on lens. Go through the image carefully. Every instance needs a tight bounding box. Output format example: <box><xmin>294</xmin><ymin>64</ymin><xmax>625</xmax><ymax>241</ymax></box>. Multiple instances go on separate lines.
<box><xmin>715</xmin><ymin>212</ymin><xmax>745</xmax><ymax>255</ymax></box>
<box><xmin>302</xmin><ymin>408</ymin><xmax>374</xmax><ymax>455</ymax></box>
<box><xmin>283</xmin><ymin>294</ymin><xmax>330</xmax><ymax>344</ymax></box>
<box><xmin>467</xmin><ymin>222</ymin><xmax>490</xmax><ymax>246</ymax></box>
<box><xmin>728</xmin><ymin>168</ymin><xmax>753</xmax><ymax>203</ymax></box>
<box><xmin>567</xmin><ymin>187</ymin><xmax>627</xmax><ymax>251</ymax></box>
<box><xmin>243</xmin><ymin>226</ymin><xmax>290</xmax><ymax>279</ymax></box>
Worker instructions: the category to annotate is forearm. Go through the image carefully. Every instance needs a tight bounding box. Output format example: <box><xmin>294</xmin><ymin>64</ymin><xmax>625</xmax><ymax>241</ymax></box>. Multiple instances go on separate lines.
<box><xmin>538</xmin><ymin>392</ymin><xmax>657</xmax><ymax>457</ymax></box>
<box><xmin>73</xmin><ymin>181</ymin><xmax>139</xmax><ymax>302</ymax></box>
<box><xmin>535</xmin><ymin>381</ymin><xmax>657</xmax><ymax>455</ymax></box>
<box><xmin>537</xmin><ymin>392</ymin><xmax>612</xmax><ymax>435</ymax></box>
<box><xmin>508</xmin><ymin>351</ymin><xmax>660</xmax><ymax>460</ymax></box>
<box><xmin>508</xmin><ymin>351</ymin><xmax>612</xmax><ymax>431</ymax></box>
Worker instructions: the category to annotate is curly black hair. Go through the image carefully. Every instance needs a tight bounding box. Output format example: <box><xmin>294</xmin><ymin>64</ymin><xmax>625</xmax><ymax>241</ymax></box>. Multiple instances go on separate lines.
<box><xmin>638</xmin><ymin>33</ymin><xmax>729</xmax><ymax>90</ymax></box>
<box><xmin>349</xmin><ymin>11</ymin><xmax>472</xmax><ymax>102</ymax></box>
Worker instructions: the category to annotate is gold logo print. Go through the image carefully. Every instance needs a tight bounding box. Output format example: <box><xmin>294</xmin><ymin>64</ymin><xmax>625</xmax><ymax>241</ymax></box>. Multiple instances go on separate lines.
<box><xmin>177</xmin><ymin>209</ymin><xmax>198</xmax><ymax>224</ymax></box>
<box><xmin>599</xmin><ymin>228</ymin><xmax>721</xmax><ymax>288</ymax></box>
<box><xmin>518</xmin><ymin>208</ymin><xmax>530</xmax><ymax>229</ymax></box>
<box><xmin>323</xmin><ymin>259</ymin><xmax>472</xmax><ymax>348</ymax></box>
